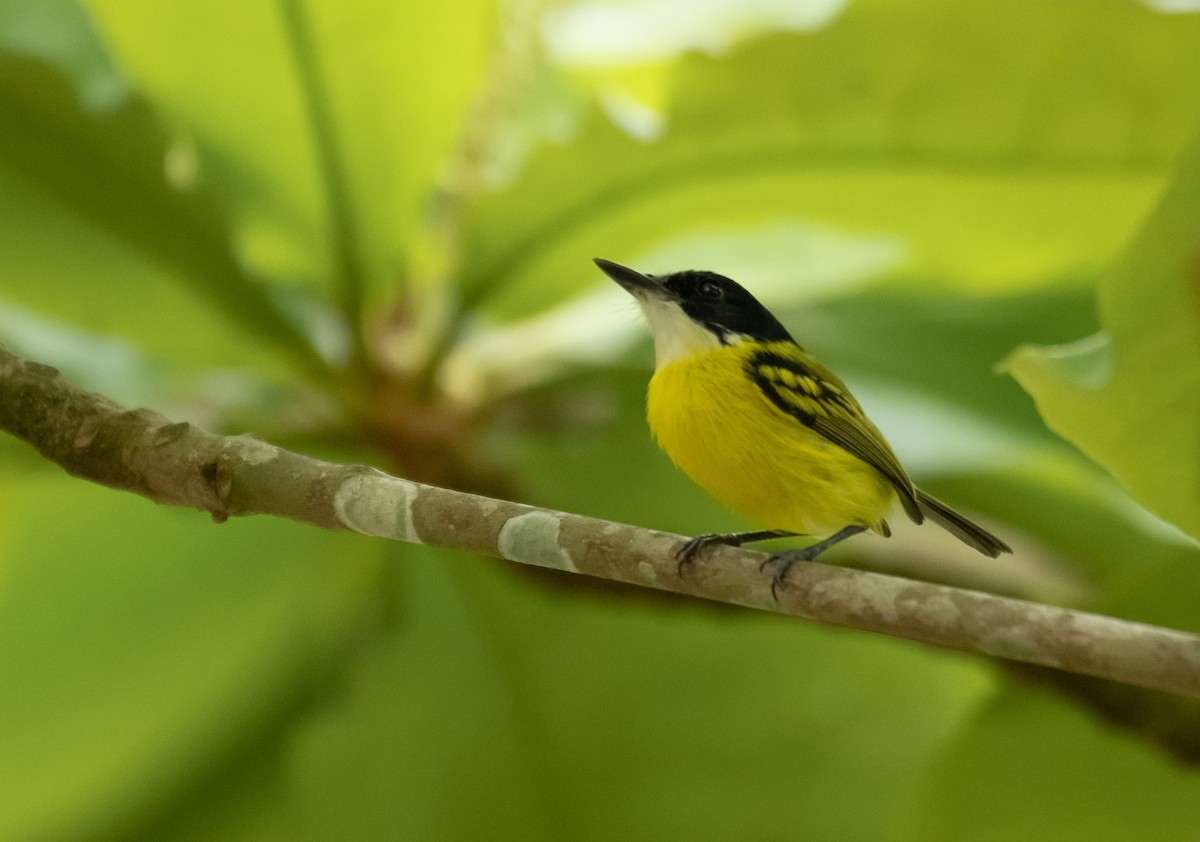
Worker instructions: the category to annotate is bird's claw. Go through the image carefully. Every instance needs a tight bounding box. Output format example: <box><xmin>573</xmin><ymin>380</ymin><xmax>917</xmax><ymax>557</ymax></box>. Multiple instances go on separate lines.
<box><xmin>759</xmin><ymin>556</ymin><xmax>791</xmax><ymax>600</ymax></box>
<box><xmin>675</xmin><ymin>533</ymin><xmax>729</xmax><ymax>577</ymax></box>
<box><xmin>678</xmin><ymin>531</ymin><xmax>835</xmax><ymax>598</ymax></box>
<box><xmin>761</xmin><ymin>546</ymin><xmax>821</xmax><ymax>600</ymax></box>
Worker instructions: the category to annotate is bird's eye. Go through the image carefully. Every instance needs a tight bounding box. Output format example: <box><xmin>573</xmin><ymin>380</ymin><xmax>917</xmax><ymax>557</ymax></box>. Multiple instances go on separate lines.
<box><xmin>698</xmin><ymin>281</ymin><xmax>724</xmax><ymax>300</ymax></box>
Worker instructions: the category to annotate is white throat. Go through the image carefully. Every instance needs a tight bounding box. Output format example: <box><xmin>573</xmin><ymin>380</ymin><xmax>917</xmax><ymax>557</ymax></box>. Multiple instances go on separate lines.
<box><xmin>637</xmin><ymin>296</ymin><xmax>729</xmax><ymax>369</ymax></box>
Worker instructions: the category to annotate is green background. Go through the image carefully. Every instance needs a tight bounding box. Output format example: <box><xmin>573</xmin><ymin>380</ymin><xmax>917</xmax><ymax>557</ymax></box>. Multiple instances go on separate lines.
<box><xmin>2</xmin><ymin>1</ymin><xmax>1199</xmax><ymax>839</ymax></box>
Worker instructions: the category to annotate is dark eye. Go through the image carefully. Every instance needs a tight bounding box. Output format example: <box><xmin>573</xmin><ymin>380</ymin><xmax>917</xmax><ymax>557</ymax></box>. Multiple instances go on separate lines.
<box><xmin>698</xmin><ymin>280</ymin><xmax>723</xmax><ymax>300</ymax></box>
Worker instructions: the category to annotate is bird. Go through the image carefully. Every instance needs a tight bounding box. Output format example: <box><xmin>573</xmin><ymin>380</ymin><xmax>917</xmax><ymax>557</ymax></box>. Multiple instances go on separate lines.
<box><xmin>594</xmin><ymin>257</ymin><xmax>1011</xmax><ymax>598</ymax></box>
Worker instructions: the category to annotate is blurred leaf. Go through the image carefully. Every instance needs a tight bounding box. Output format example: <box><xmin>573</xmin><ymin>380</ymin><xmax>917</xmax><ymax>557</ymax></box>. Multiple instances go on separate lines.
<box><xmin>291</xmin><ymin>547</ymin><xmax>995</xmax><ymax>841</ymax></box>
<box><xmin>1003</xmin><ymin>137</ymin><xmax>1200</xmax><ymax>541</ymax></box>
<box><xmin>5</xmin><ymin>2</ymin><xmax>1200</xmax><ymax>839</ymax></box>
<box><xmin>82</xmin><ymin>0</ymin><xmax>496</xmax><ymax>306</ymax></box>
<box><xmin>777</xmin><ymin>282</ymin><xmax>1101</xmax><ymax>440</ymax></box>
<box><xmin>903</xmin><ymin>688</ymin><xmax>1200</xmax><ymax>842</ymax></box>
<box><xmin>463</xmin><ymin>0</ymin><xmax>1200</xmax><ymax>319</ymax></box>
<box><xmin>0</xmin><ymin>474</ymin><xmax>385</xmax><ymax>841</ymax></box>
<box><xmin>0</xmin><ymin>0</ymin><xmax>122</xmax><ymax>107</ymax></box>
<box><xmin>543</xmin><ymin>0</ymin><xmax>846</xmax><ymax>66</ymax></box>
<box><xmin>0</xmin><ymin>51</ymin><xmax>325</xmax><ymax>374</ymax></box>
<box><xmin>300</xmin><ymin>0</ymin><xmax>495</xmax><ymax>290</ymax></box>
<box><xmin>930</xmin><ymin>469</ymin><xmax>1200</xmax><ymax>618</ymax></box>
<box><xmin>0</xmin><ymin>189</ymin><xmax>291</xmax><ymax>384</ymax></box>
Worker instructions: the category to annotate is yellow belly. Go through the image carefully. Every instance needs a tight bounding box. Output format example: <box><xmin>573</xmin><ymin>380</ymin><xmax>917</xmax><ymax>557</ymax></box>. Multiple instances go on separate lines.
<box><xmin>647</xmin><ymin>345</ymin><xmax>895</xmax><ymax>536</ymax></box>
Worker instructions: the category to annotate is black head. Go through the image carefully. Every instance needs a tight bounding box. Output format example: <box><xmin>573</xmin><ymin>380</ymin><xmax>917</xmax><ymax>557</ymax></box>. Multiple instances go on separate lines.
<box><xmin>657</xmin><ymin>270</ymin><xmax>793</xmax><ymax>344</ymax></box>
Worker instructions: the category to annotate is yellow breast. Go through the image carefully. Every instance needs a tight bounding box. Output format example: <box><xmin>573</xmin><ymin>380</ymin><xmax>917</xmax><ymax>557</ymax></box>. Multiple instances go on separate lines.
<box><xmin>647</xmin><ymin>344</ymin><xmax>895</xmax><ymax>536</ymax></box>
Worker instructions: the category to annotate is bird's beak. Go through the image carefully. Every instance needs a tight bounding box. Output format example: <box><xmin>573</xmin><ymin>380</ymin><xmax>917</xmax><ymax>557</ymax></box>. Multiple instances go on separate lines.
<box><xmin>594</xmin><ymin>258</ymin><xmax>668</xmax><ymax>300</ymax></box>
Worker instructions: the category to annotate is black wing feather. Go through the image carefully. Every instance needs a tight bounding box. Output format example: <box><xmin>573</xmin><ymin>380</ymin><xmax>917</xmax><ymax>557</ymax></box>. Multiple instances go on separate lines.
<box><xmin>746</xmin><ymin>347</ymin><xmax>924</xmax><ymax>524</ymax></box>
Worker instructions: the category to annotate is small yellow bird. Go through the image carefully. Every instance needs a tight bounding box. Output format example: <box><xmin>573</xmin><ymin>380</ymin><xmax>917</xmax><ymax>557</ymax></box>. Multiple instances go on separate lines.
<box><xmin>595</xmin><ymin>258</ymin><xmax>1010</xmax><ymax>596</ymax></box>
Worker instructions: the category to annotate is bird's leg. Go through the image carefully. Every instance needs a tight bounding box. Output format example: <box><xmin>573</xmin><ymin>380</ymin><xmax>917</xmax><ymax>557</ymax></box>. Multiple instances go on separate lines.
<box><xmin>676</xmin><ymin>529</ymin><xmax>801</xmax><ymax>577</ymax></box>
<box><xmin>761</xmin><ymin>525</ymin><xmax>866</xmax><ymax>599</ymax></box>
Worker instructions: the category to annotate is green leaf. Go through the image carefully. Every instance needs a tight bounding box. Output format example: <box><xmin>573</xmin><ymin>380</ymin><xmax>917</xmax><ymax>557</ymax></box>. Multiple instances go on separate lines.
<box><xmin>462</xmin><ymin>0</ymin><xmax>1200</xmax><ymax>320</ymax></box>
<box><xmin>291</xmin><ymin>548</ymin><xmax>995</xmax><ymax>841</ymax></box>
<box><xmin>903</xmin><ymin>688</ymin><xmax>1200</xmax><ymax>842</ymax></box>
<box><xmin>0</xmin><ymin>172</ymin><xmax>291</xmax><ymax>381</ymax></box>
<box><xmin>0</xmin><ymin>473</ymin><xmax>385</xmax><ymax>841</ymax></box>
<box><xmin>928</xmin><ymin>469</ymin><xmax>1200</xmax><ymax>617</ymax></box>
<box><xmin>0</xmin><ymin>51</ymin><xmax>326</xmax><ymax>374</ymax></box>
<box><xmin>82</xmin><ymin>0</ymin><xmax>495</xmax><ymax>307</ymax></box>
<box><xmin>1002</xmin><ymin>137</ymin><xmax>1200</xmax><ymax>541</ymax></box>
<box><xmin>0</xmin><ymin>0</ymin><xmax>123</xmax><ymax>107</ymax></box>
<box><xmin>782</xmin><ymin>283</ymin><xmax>1102</xmax><ymax>441</ymax></box>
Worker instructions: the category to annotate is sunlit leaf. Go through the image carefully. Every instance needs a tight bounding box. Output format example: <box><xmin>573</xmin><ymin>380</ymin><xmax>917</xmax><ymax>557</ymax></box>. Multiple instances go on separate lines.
<box><xmin>82</xmin><ymin>0</ymin><xmax>495</xmax><ymax>307</ymax></box>
<box><xmin>4</xmin><ymin>2</ymin><xmax>1200</xmax><ymax>839</ymax></box>
<box><xmin>463</xmin><ymin>0</ymin><xmax>1200</xmax><ymax>319</ymax></box>
<box><xmin>0</xmin><ymin>51</ymin><xmax>325</xmax><ymax>374</ymax></box>
<box><xmin>1003</xmin><ymin>137</ymin><xmax>1200</xmax><ymax>541</ymax></box>
<box><xmin>0</xmin><ymin>0</ymin><xmax>122</xmax><ymax>106</ymax></box>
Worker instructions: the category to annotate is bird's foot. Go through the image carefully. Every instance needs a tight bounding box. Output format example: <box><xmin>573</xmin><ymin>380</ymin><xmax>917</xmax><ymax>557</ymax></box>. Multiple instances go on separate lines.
<box><xmin>676</xmin><ymin>529</ymin><xmax>805</xmax><ymax>578</ymax></box>
<box><xmin>760</xmin><ymin>546</ymin><xmax>823</xmax><ymax>600</ymax></box>
<box><xmin>675</xmin><ymin>533</ymin><xmax>735</xmax><ymax>577</ymax></box>
<box><xmin>760</xmin><ymin>524</ymin><xmax>867</xmax><ymax>599</ymax></box>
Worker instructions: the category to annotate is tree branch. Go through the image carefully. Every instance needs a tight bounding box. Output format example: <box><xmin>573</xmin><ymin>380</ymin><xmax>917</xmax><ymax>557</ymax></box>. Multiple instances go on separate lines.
<box><xmin>4</xmin><ymin>342</ymin><xmax>1200</xmax><ymax>699</ymax></box>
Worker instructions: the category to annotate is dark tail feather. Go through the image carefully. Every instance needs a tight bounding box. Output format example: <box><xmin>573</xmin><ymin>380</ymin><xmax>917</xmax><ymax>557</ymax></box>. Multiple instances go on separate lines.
<box><xmin>914</xmin><ymin>489</ymin><xmax>1011</xmax><ymax>557</ymax></box>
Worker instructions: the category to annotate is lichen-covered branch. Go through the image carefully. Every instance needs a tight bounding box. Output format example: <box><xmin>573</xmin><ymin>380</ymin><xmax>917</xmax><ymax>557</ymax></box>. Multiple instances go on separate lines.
<box><xmin>3</xmin><ymin>343</ymin><xmax>1200</xmax><ymax>699</ymax></box>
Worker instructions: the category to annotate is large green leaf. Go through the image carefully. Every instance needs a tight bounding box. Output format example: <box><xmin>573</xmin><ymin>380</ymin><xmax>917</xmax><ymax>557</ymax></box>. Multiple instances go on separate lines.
<box><xmin>1003</xmin><ymin>137</ymin><xmax>1200</xmax><ymax>541</ymax></box>
<box><xmin>903</xmin><ymin>688</ymin><xmax>1200</xmax><ymax>842</ymax></box>
<box><xmin>5</xmin><ymin>3</ymin><xmax>1200</xmax><ymax>840</ymax></box>
<box><xmin>291</xmin><ymin>547</ymin><xmax>995</xmax><ymax>841</ymax></box>
<box><xmin>0</xmin><ymin>0</ymin><xmax>122</xmax><ymax>106</ymax></box>
<box><xmin>0</xmin><ymin>51</ymin><xmax>325</xmax><ymax>374</ymax></box>
<box><xmin>0</xmin><ymin>166</ymin><xmax>296</xmax><ymax>379</ymax></box>
<box><xmin>0</xmin><ymin>473</ymin><xmax>385</xmax><ymax>841</ymax></box>
<box><xmin>789</xmin><ymin>284</ymin><xmax>1100</xmax><ymax>440</ymax></box>
<box><xmin>82</xmin><ymin>0</ymin><xmax>495</xmax><ymax>307</ymax></box>
<box><xmin>462</xmin><ymin>0</ymin><xmax>1200</xmax><ymax>320</ymax></box>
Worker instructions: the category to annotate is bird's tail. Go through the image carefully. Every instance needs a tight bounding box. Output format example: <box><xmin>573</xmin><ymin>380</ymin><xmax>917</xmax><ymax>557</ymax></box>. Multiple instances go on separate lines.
<box><xmin>915</xmin><ymin>489</ymin><xmax>1011</xmax><ymax>558</ymax></box>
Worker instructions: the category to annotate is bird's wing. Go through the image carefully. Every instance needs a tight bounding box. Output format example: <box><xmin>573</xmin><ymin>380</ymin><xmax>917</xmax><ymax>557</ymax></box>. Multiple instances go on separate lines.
<box><xmin>746</xmin><ymin>347</ymin><xmax>924</xmax><ymax>524</ymax></box>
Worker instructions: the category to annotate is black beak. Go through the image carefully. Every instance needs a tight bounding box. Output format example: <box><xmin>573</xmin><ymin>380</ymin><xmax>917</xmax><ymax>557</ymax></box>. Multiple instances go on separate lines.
<box><xmin>594</xmin><ymin>258</ymin><xmax>667</xmax><ymax>298</ymax></box>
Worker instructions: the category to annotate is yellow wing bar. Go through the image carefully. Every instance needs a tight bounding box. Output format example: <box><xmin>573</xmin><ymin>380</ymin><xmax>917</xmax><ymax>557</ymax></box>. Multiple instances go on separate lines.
<box><xmin>745</xmin><ymin>346</ymin><xmax>924</xmax><ymax>524</ymax></box>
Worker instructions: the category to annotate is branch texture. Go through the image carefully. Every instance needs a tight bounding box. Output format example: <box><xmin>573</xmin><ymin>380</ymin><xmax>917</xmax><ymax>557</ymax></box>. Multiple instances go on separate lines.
<box><xmin>3</xmin><ymin>344</ymin><xmax>1200</xmax><ymax>698</ymax></box>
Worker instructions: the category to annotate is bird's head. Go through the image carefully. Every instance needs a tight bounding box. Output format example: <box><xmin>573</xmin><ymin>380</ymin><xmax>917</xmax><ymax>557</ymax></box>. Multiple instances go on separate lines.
<box><xmin>595</xmin><ymin>258</ymin><xmax>793</xmax><ymax>367</ymax></box>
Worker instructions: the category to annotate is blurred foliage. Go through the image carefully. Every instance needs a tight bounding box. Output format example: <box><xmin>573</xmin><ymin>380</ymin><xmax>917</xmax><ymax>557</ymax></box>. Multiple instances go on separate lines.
<box><xmin>1004</xmin><ymin>134</ymin><xmax>1200</xmax><ymax>540</ymax></box>
<box><xmin>2</xmin><ymin>1</ymin><xmax>1200</xmax><ymax>840</ymax></box>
